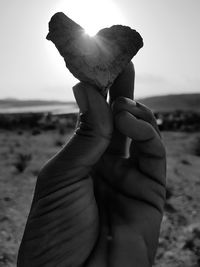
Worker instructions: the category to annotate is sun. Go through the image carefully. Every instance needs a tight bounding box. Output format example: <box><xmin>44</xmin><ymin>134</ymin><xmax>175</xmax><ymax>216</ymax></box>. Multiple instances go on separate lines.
<box><xmin>56</xmin><ymin>0</ymin><xmax>126</xmax><ymax>36</ymax></box>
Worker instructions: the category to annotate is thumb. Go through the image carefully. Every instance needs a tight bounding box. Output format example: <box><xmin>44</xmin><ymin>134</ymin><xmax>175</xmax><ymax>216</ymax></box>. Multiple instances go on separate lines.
<box><xmin>73</xmin><ymin>82</ymin><xmax>112</xmax><ymax>135</ymax></box>
<box><xmin>17</xmin><ymin>85</ymin><xmax>113</xmax><ymax>266</ymax></box>
<box><xmin>34</xmin><ymin>82</ymin><xmax>112</xmax><ymax>199</ymax></box>
<box><xmin>63</xmin><ymin>82</ymin><xmax>113</xmax><ymax>171</ymax></box>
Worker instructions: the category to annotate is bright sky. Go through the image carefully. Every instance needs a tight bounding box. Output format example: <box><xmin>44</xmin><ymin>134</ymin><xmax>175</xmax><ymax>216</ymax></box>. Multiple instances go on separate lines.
<box><xmin>0</xmin><ymin>0</ymin><xmax>200</xmax><ymax>100</ymax></box>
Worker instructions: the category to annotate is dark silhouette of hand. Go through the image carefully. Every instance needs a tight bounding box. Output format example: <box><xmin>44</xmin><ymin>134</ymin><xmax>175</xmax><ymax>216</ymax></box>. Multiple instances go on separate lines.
<box><xmin>17</xmin><ymin>63</ymin><xmax>166</xmax><ymax>267</ymax></box>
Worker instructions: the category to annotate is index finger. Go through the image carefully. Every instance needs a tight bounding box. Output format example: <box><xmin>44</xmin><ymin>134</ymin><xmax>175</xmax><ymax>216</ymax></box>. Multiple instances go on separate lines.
<box><xmin>115</xmin><ymin>107</ymin><xmax>166</xmax><ymax>186</ymax></box>
<box><xmin>109</xmin><ymin>62</ymin><xmax>135</xmax><ymax>105</ymax></box>
<box><xmin>106</xmin><ymin>62</ymin><xmax>135</xmax><ymax>156</ymax></box>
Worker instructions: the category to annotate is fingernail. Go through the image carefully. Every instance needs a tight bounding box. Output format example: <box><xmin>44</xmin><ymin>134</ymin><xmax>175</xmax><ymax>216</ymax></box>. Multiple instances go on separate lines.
<box><xmin>73</xmin><ymin>83</ymin><xmax>88</xmax><ymax>113</ymax></box>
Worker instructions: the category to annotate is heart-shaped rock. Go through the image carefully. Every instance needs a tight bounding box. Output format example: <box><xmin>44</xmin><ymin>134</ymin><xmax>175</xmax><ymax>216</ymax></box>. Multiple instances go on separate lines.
<box><xmin>47</xmin><ymin>12</ymin><xmax>143</xmax><ymax>96</ymax></box>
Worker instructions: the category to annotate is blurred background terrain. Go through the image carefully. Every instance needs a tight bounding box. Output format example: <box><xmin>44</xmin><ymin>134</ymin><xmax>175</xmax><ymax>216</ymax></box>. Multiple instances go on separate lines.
<box><xmin>0</xmin><ymin>93</ymin><xmax>200</xmax><ymax>267</ymax></box>
<box><xmin>1</xmin><ymin>0</ymin><xmax>200</xmax><ymax>266</ymax></box>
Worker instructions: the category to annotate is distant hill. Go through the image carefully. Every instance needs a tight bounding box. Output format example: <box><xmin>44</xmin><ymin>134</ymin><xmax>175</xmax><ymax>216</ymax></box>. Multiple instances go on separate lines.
<box><xmin>0</xmin><ymin>99</ymin><xmax>78</xmax><ymax>114</ymax></box>
<box><xmin>0</xmin><ymin>99</ymin><xmax>73</xmax><ymax>108</ymax></box>
<box><xmin>138</xmin><ymin>93</ymin><xmax>200</xmax><ymax>112</ymax></box>
<box><xmin>0</xmin><ymin>93</ymin><xmax>200</xmax><ymax>113</ymax></box>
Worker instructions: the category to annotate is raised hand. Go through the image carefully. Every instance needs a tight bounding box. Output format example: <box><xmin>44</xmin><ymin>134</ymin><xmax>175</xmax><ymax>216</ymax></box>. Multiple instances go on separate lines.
<box><xmin>17</xmin><ymin>63</ymin><xmax>166</xmax><ymax>267</ymax></box>
<box><xmin>85</xmin><ymin>63</ymin><xmax>166</xmax><ymax>267</ymax></box>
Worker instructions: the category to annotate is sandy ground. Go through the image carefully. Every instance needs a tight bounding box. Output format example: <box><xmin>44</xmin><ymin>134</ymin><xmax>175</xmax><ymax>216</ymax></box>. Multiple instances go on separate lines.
<box><xmin>0</xmin><ymin>130</ymin><xmax>200</xmax><ymax>267</ymax></box>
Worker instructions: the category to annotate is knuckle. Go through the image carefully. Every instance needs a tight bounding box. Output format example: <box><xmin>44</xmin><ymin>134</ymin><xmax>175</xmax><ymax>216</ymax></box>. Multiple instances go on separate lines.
<box><xmin>154</xmin><ymin>138</ymin><xmax>166</xmax><ymax>158</ymax></box>
<box><xmin>155</xmin><ymin>144</ymin><xmax>166</xmax><ymax>159</ymax></box>
<box><xmin>137</xmin><ymin>102</ymin><xmax>156</xmax><ymax>122</ymax></box>
<box><xmin>145</xmin><ymin>108</ymin><xmax>156</xmax><ymax>123</ymax></box>
<box><xmin>160</xmin><ymin>142</ymin><xmax>167</xmax><ymax>158</ymax></box>
<box><xmin>113</xmin><ymin>97</ymin><xmax>129</xmax><ymax>111</ymax></box>
<box><xmin>144</xmin><ymin>123</ymin><xmax>156</xmax><ymax>139</ymax></box>
<box><xmin>116</xmin><ymin>110</ymin><xmax>129</xmax><ymax>122</ymax></box>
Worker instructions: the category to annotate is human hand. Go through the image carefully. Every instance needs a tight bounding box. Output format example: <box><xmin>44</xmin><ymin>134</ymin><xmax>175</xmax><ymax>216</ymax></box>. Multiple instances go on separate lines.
<box><xmin>17</xmin><ymin>79</ymin><xmax>113</xmax><ymax>266</ymax></box>
<box><xmin>89</xmin><ymin>107</ymin><xmax>166</xmax><ymax>266</ymax></box>
<box><xmin>85</xmin><ymin>63</ymin><xmax>166</xmax><ymax>267</ymax></box>
<box><xmin>17</xmin><ymin>63</ymin><xmax>166</xmax><ymax>267</ymax></box>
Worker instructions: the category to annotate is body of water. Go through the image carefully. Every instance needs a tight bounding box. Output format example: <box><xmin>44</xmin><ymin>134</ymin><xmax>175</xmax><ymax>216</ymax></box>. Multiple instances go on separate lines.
<box><xmin>0</xmin><ymin>104</ymin><xmax>79</xmax><ymax>115</ymax></box>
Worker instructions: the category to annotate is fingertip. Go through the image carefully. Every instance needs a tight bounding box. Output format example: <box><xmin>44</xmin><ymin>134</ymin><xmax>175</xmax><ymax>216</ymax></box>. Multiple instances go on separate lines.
<box><xmin>73</xmin><ymin>83</ymin><xmax>89</xmax><ymax>113</ymax></box>
<box><xmin>115</xmin><ymin>96</ymin><xmax>137</xmax><ymax>107</ymax></box>
<box><xmin>112</xmin><ymin>97</ymin><xmax>137</xmax><ymax>117</ymax></box>
<box><xmin>73</xmin><ymin>82</ymin><xmax>107</xmax><ymax>113</ymax></box>
<box><xmin>115</xmin><ymin>110</ymin><xmax>157</xmax><ymax>141</ymax></box>
<box><xmin>73</xmin><ymin>82</ymin><xmax>113</xmax><ymax>138</ymax></box>
<box><xmin>109</xmin><ymin>62</ymin><xmax>135</xmax><ymax>104</ymax></box>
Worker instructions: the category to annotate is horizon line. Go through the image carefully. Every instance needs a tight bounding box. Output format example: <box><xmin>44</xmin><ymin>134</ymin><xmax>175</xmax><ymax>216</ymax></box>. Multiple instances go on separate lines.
<box><xmin>0</xmin><ymin>91</ymin><xmax>200</xmax><ymax>102</ymax></box>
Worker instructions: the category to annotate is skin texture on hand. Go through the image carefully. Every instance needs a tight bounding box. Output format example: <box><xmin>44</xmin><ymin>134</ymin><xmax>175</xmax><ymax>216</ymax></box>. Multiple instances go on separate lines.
<box><xmin>17</xmin><ymin>63</ymin><xmax>166</xmax><ymax>267</ymax></box>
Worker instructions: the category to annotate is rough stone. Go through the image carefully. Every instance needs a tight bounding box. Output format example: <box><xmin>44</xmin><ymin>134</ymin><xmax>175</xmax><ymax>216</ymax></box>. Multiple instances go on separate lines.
<box><xmin>47</xmin><ymin>12</ymin><xmax>143</xmax><ymax>96</ymax></box>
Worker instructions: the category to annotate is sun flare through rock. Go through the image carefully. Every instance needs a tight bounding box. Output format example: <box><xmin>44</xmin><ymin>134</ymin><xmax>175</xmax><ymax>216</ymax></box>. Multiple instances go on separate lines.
<box><xmin>57</xmin><ymin>0</ymin><xmax>126</xmax><ymax>37</ymax></box>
